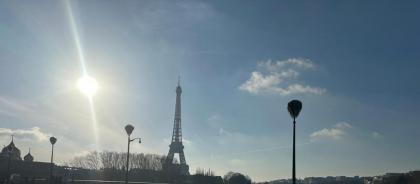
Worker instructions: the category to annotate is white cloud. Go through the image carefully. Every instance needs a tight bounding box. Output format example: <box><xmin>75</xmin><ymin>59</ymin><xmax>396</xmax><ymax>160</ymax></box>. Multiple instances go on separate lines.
<box><xmin>182</xmin><ymin>138</ymin><xmax>192</xmax><ymax>145</ymax></box>
<box><xmin>239</xmin><ymin>71</ymin><xmax>281</xmax><ymax>94</ymax></box>
<box><xmin>272</xmin><ymin>84</ymin><xmax>326</xmax><ymax>96</ymax></box>
<box><xmin>258</xmin><ymin>58</ymin><xmax>315</xmax><ymax>71</ymax></box>
<box><xmin>334</xmin><ymin>122</ymin><xmax>352</xmax><ymax>129</ymax></box>
<box><xmin>239</xmin><ymin>58</ymin><xmax>326</xmax><ymax>96</ymax></box>
<box><xmin>0</xmin><ymin>127</ymin><xmax>49</xmax><ymax>142</ymax></box>
<box><xmin>310</xmin><ymin>122</ymin><xmax>351</xmax><ymax>142</ymax></box>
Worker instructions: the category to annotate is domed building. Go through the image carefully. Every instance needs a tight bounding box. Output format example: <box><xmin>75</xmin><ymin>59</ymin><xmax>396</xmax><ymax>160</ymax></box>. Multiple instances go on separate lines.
<box><xmin>24</xmin><ymin>148</ymin><xmax>34</xmax><ymax>162</ymax></box>
<box><xmin>0</xmin><ymin>136</ymin><xmax>22</xmax><ymax>160</ymax></box>
<box><xmin>0</xmin><ymin>136</ymin><xmax>70</xmax><ymax>179</ymax></box>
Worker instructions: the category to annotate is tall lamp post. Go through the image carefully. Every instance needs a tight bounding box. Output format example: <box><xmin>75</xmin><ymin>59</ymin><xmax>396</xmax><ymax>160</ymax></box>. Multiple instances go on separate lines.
<box><xmin>287</xmin><ymin>100</ymin><xmax>302</xmax><ymax>184</ymax></box>
<box><xmin>49</xmin><ymin>136</ymin><xmax>57</xmax><ymax>184</ymax></box>
<box><xmin>124</xmin><ymin>124</ymin><xmax>141</xmax><ymax>184</ymax></box>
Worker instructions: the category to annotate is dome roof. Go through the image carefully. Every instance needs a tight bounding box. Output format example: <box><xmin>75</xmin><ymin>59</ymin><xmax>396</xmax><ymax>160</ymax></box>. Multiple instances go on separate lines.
<box><xmin>0</xmin><ymin>137</ymin><xmax>22</xmax><ymax>160</ymax></box>
<box><xmin>24</xmin><ymin>149</ymin><xmax>34</xmax><ymax>162</ymax></box>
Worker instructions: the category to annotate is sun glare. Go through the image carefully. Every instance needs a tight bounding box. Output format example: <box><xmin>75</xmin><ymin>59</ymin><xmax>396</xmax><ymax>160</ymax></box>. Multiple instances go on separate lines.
<box><xmin>77</xmin><ymin>75</ymin><xmax>99</xmax><ymax>98</ymax></box>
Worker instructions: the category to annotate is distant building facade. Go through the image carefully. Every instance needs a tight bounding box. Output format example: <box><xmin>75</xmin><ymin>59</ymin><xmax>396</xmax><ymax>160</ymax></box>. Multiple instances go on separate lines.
<box><xmin>0</xmin><ymin>137</ymin><xmax>70</xmax><ymax>180</ymax></box>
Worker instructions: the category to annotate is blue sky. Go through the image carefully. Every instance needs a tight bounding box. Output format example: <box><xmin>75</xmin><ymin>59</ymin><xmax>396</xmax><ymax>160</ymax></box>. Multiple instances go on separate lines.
<box><xmin>1</xmin><ymin>0</ymin><xmax>420</xmax><ymax>181</ymax></box>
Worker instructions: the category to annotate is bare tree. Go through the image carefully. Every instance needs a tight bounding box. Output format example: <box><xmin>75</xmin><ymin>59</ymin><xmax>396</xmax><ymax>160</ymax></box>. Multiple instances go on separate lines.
<box><xmin>68</xmin><ymin>151</ymin><xmax>101</xmax><ymax>170</ymax></box>
<box><xmin>68</xmin><ymin>151</ymin><xmax>166</xmax><ymax>171</ymax></box>
<box><xmin>196</xmin><ymin>168</ymin><xmax>215</xmax><ymax>176</ymax></box>
<box><xmin>85</xmin><ymin>151</ymin><xmax>101</xmax><ymax>170</ymax></box>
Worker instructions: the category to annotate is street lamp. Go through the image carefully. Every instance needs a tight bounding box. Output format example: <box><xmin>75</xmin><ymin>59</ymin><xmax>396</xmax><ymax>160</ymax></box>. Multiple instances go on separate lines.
<box><xmin>49</xmin><ymin>136</ymin><xmax>57</xmax><ymax>184</ymax></box>
<box><xmin>287</xmin><ymin>100</ymin><xmax>302</xmax><ymax>184</ymax></box>
<box><xmin>124</xmin><ymin>124</ymin><xmax>141</xmax><ymax>184</ymax></box>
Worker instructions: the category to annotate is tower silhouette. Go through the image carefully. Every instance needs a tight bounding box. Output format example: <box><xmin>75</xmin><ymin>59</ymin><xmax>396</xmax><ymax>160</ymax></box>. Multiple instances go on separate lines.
<box><xmin>164</xmin><ymin>78</ymin><xmax>189</xmax><ymax>175</ymax></box>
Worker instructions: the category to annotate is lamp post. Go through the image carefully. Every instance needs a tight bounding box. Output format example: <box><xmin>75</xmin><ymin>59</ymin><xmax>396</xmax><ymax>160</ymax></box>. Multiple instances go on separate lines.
<box><xmin>287</xmin><ymin>100</ymin><xmax>302</xmax><ymax>184</ymax></box>
<box><xmin>49</xmin><ymin>136</ymin><xmax>57</xmax><ymax>184</ymax></box>
<box><xmin>124</xmin><ymin>124</ymin><xmax>141</xmax><ymax>184</ymax></box>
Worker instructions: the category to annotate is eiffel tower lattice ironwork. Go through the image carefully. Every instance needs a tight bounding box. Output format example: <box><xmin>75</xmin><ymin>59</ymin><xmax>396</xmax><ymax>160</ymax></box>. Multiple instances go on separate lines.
<box><xmin>164</xmin><ymin>79</ymin><xmax>189</xmax><ymax>175</ymax></box>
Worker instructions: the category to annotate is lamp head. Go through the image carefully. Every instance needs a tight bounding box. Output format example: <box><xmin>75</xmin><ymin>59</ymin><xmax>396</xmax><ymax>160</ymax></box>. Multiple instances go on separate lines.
<box><xmin>50</xmin><ymin>136</ymin><xmax>57</xmax><ymax>145</ymax></box>
<box><xmin>287</xmin><ymin>100</ymin><xmax>302</xmax><ymax>120</ymax></box>
<box><xmin>125</xmin><ymin>124</ymin><xmax>134</xmax><ymax>136</ymax></box>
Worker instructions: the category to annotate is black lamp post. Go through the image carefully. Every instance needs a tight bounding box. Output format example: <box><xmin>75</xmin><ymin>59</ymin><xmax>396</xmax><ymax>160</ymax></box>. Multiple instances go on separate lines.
<box><xmin>49</xmin><ymin>136</ymin><xmax>57</xmax><ymax>184</ymax></box>
<box><xmin>287</xmin><ymin>100</ymin><xmax>302</xmax><ymax>184</ymax></box>
<box><xmin>124</xmin><ymin>124</ymin><xmax>141</xmax><ymax>184</ymax></box>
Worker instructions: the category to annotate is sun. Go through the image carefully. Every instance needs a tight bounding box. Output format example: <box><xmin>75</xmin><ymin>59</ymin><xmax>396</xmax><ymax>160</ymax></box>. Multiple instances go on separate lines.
<box><xmin>76</xmin><ymin>75</ymin><xmax>99</xmax><ymax>98</ymax></box>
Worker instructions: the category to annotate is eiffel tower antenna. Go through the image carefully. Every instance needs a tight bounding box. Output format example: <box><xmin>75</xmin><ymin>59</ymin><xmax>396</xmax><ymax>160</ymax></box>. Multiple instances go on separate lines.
<box><xmin>164</xmin><ymin>78</ymin><xmax>189</xmax><ymax>175</ymax></box>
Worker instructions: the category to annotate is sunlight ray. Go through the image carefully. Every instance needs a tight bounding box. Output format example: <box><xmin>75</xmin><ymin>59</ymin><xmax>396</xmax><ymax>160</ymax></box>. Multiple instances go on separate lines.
<box><xmin>65</xmin><ymin>0</ymin><xmax>100</xmax><ymax>151</ymax></box>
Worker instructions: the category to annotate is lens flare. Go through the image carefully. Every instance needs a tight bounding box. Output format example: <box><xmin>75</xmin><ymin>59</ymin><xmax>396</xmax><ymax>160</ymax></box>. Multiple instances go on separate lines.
<box><xmin>66</xmin><ymin>0</ymin><xmax>100</xmax><ymax>151</ymax></box>
<box><xmin>77</xmin><ymin>75</ymin><xmax>98</xmax><ymax>98</ymax></box>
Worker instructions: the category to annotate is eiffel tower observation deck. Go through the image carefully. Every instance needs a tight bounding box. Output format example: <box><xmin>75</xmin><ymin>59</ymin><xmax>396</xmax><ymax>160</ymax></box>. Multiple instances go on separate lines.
<box><xmin>164</xmin><ymin>78</ymin><xmax>189</xmax><ymax>175</ymax></box>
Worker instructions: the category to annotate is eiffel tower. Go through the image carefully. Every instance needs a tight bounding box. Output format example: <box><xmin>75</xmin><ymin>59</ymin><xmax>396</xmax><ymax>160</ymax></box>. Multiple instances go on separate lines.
<box><xmin>164</xmin><ymin>78</ymin><xmax>189</xmax><ymax>175</ymax></box>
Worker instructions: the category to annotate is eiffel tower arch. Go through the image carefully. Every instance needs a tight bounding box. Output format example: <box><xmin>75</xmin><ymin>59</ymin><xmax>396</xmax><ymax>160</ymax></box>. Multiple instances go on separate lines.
<box><xmin>163</xmin><ymin>79</ymin><xmax>189</xmax><ymax>175</ymax></box>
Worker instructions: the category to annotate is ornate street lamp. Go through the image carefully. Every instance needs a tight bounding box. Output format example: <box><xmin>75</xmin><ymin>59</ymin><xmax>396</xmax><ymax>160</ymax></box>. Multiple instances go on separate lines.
<box><xmin>124</xmin><ymin>124</ymin><xmax>141</xmax><ymax>184</ymax></box>
<box><xmin>49</xmin><ymin>136</ymin><xmax>57</xmax><ymax>184</ymax></box>
<box><xmin>287</xmin><ymin>100</ymin><xmax>302</xmax><ymax>184</ymax></box>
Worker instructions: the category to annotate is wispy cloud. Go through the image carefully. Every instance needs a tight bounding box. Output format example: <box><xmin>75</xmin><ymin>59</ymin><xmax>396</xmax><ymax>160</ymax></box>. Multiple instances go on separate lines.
<box><xmin>0</xmin><ymin>127</ymin><xmax>49</xmax><ymax>142</ymax></box>
<box><xmin>310</xmin><ymin>122</ymin><xmax>351</xmax><ymax>142</ymax></box>
<box><xmin>239</xmin><ymin>58</ymin><xmax>326</xmax><ymax>96</ymax></box>
<box><xmin>0</xmin><ymin>95</ymin><xmax>35</xmax><ymax>116</ymax></box>
<box><xmin>182</xmin><ymin>138</ymin><xmax>192</xmax><ymax>145</ymax></box>
<box><xmin>0</xmin><ymin>95</ymin><xmax>62</xmax><ymax>127</ymax></box>
<box><xmin>372</xmin><ymin>131</ymin><xmax>383</xmax><ymax>139</ymax></box>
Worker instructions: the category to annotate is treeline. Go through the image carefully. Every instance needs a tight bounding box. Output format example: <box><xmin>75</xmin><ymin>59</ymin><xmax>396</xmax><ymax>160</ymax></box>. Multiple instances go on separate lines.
<box><xmin>65</xmin><ymin>151</ymin><xmax>167</xmax><ymax>171</ymax></box>
<box><xmin>62</xmin><ymin>151</ymin><xmax>168</xmax><ymax>182</ymax></box>
<box><xmin>195</xmin><ymin>168</ymin><xmax>216</xmax><ymax>176</ymax></box>
<box><xmin>223</xmin><ymin>172</ymin><xmax>252</xmax><ymax>184</ymax></box>
<box><xmin>63</xmin><ymin>151</ymin><xmax>253</xmax><ymax>184</ymax></box>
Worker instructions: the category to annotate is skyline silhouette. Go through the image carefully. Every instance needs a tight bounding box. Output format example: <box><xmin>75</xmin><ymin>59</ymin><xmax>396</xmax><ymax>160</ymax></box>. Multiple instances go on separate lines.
<box><xmin>1</xmin><ymin>0</ymin><xmax>420</xmax><ymax>182</ymax></box>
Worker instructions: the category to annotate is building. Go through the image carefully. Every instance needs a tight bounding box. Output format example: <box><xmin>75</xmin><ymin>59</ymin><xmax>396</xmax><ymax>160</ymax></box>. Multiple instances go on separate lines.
<box><xmin>0</xmin><ymin>137</ymin><xmax>70</xmax><ymax>180</ymax></box>
<box><xmin>23</xmin><ymin>149</ymin><xmax>34</xmax><ymax>162</ymax></box>
<box><xmin>0</xmin><ymin>137</ymin><xmax>22</xmax><ymax>160</ymax></box>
